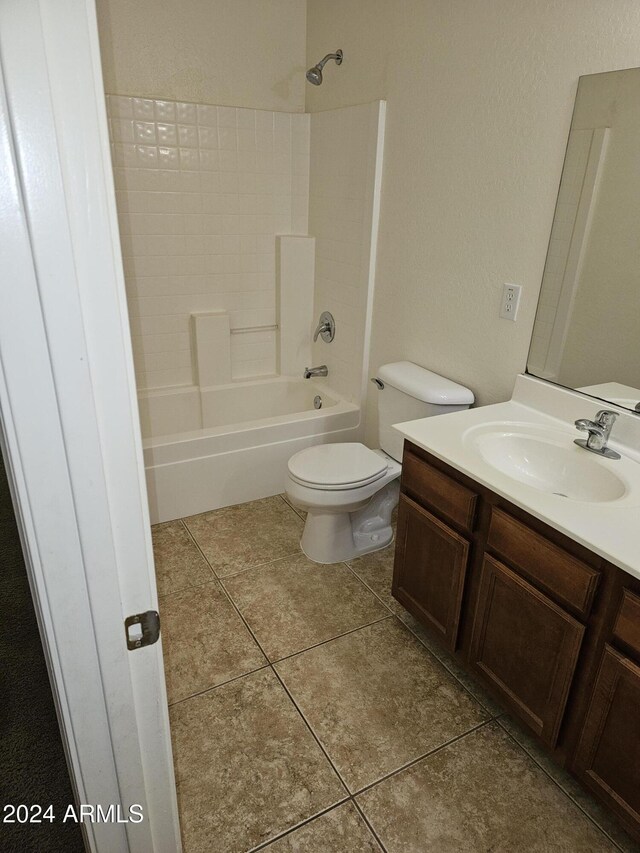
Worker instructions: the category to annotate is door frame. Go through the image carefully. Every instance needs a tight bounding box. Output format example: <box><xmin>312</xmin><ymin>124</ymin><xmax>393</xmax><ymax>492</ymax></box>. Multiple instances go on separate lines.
<box><xmin>0</xmin><ymin>1</ymin><xmax>180</xmax><ymax>850</ymax></box>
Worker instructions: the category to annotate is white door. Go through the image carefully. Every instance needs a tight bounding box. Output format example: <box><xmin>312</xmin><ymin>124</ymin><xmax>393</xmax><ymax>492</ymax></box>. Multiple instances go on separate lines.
<box><xmin>0</xmin><ymin>1</ymin><xmax>181</xmax><ymax>851</ymax></box>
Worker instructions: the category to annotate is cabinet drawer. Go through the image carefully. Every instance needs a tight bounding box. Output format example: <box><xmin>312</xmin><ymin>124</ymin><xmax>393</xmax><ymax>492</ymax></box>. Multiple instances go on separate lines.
<box><xmin>402</xmin><ymin>450</ymin><xmax>477</xmax><ymax>532</ymax></box>
<box><xmin>487</xmin><ymin>508</ymin><xmax>600</xmax><ymax>617</ymax></box>
<box><xmin>613</xmin><ymin>589</ymin><xmax>640</xmax><ymax>659</ymax></box>
<box><xmin>470</xmin><ymin>554</ymin><xmax>585</xmax><ymax>746</ymax></box>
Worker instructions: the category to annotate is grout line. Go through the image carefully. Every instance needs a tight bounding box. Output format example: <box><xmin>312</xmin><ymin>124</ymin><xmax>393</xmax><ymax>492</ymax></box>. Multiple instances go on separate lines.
<box><xmin>271</xmin><ymin>665</ymin><xmax>351</xmax><ymax>792</ymax></box>
<box><xmin>182</xmin><ymin>512</ymin><xmax>381</xmax><ymax>846</ymax></box>
<box><xmin>160</xmin><ymin>514</ymin><xmax>629</xmax><ymax>852</ymax></box>
<box><xmin>270</xmin><ymin>615</ymin><xmax>392</xmax><ymax>666</ymax></box>
<box><xmin>351</xmin><ymin>798</ymin><xmax>388</xmax><ymax>852</ymax></box>
<box><xmin>353</xmin><ymin>718</ymin><xmax>495</xmax><ymax>799</ymax></box>
<box><xmin>167</xmin><ymin>663</ymin><xmax>270</xmax><ymax>708</ymax></box>
<box><xmin>176</xmin><ymin>517</ymin><xmax>216</xmax><ymax>579</ymax></box>
<box><xmin>392</xmin><ymin>611</ymin><xmax>502</xmax><ymax>720</ymax></box>
<box><xmin>181</xmin><ymin>524</ymin><xmax>272</xmax><ymax>654</ymax></box>
<box><xmin>157</xmin><ymin>575</ymin><xmax>222</xmax><ymax>602</ymax></box>
<box><xmin>343</xmin><ymin>555</ymin><xmax>500</xmax><ymax>718</ymax></box>
<box><xmin>343</xmin><ymin>560</ymin><xmax>395</xmax><ymax>616</ymax></box>
<box><xmin>176</xmin><ymin>517</ymin><xmax>367</xmax><ymax>848</ymax></box>
<box><xmin>173</xmin><ymin>516</ymin><xmax>504</xmax><ymax>851</ymax></box>
<box><xmin>180</xmin><ymin>513</ymin><xmax>301</xmax><ymax>580</ymax></box>
<box><xmin>496</xmin><ymin>718</ymin><xmax>627</xmax><ymax>852</ymax></box>
<box><xmin>247</xmin><ymin>799</ymin><xmax>351</xmax><ymax>853</ymax></box>
<box><xmin>278</xmin><ymin>492</ymin><xmax>306</xmax><ymax>521</ymax></box>
<box><xmin>218</xmin><ymin>548</ymin><xmax>303</xmax><ymax>581</ymax></box>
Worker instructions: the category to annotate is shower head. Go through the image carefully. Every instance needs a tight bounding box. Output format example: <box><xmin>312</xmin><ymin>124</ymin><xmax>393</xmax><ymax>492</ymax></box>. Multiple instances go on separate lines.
<box><xmin>306</xmin><ymin>49</ymin><xmax>343</xmax><ymax>86</ymax></box>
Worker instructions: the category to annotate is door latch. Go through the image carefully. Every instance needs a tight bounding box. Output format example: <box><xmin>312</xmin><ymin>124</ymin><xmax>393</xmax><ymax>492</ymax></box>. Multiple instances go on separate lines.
<box><xmin>125</xmin><ymin>610</ymin><xmax>160</xmax><ymax>650</ymax></box>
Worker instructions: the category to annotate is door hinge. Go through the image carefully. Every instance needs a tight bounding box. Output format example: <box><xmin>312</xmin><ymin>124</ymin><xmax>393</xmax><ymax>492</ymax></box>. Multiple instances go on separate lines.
<box><xmin>125</xmin><ymin>610</ymin><xmax>160</xmax><ymax>650</ymax></box>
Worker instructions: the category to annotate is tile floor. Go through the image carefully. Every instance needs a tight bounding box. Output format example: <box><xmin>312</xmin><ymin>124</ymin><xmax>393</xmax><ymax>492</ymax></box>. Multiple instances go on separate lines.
<box><xmin>153</xmin><ymin>495</ymin><xmax>639</xmax><ymax>853</ymax></box>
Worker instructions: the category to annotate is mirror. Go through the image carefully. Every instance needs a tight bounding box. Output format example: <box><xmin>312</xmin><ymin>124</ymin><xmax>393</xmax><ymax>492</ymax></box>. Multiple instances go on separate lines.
<box><xmin>527</xmin><ymin>67</ymin><xmax>640</xmax><ymax>412</ymax></box>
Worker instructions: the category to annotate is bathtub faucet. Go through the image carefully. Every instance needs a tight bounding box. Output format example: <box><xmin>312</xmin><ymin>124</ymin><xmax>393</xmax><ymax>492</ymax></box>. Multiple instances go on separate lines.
<box><xmin>303</xmin><ymin>365</ymin><xmax>328</xmax><ymax>379</ymax></box>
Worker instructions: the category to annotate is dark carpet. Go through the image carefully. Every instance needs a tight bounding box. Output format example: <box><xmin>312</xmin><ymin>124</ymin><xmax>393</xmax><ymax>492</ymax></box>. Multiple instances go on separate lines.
<box><xmin>0</xmin><ymin>452</ymin><xmax>85</xmax><ymax>852</ymax></box>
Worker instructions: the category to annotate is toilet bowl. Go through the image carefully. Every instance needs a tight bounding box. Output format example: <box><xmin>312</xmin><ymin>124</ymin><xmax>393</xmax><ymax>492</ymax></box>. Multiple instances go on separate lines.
<box><xmin>287</xmin><ymin>443</ymin><xmax>401</xmax><ymax>564</ymax></box>
<box><xmin>286</xmin><ymin>362</ymin><xmax>474</xmax><ymax>564</ymax></box>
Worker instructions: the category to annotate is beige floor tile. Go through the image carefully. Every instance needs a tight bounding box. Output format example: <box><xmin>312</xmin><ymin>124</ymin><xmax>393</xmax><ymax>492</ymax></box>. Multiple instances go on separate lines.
<box><xmin>349</xmin><ymin>543</ymin><xmax>503</xmax><ymax>717</ymax></box>
<box><xmin>398</xmin><ymin>611</ymin><xmax>504</xmax><ymax>717</ymax></box>
<box><xmin>347</xmin><ymin>543</ymin><xmax>403</xmax><ymax>616</ymax></box>
<box><xmin>170</xmin><ymin>668</ymin><xmax>346</xmax><ymax>853</ymax></box>
<box><xmin>498</xmin><ymin>715</ymin><xmax>640</xmax><ymax>853</ymax></box>
<box><xmin>263</xmin><ymin>803</ymin><xmax>382</xmax><ymax>852</ymax></box>
<box><xmin>357</xmin><ymin>722</ymin><xmax>617</xmax><ymax>852</ymax></box>
<box><xmin>152</xmin><ymin>521</ymin><xmax>212</xmax><ymax>596</ymax></box>
<box><xmin>223</xmin><ymin>553</ymin><xmax>389</xmax><ymax>661</ymax></box>
<box><xmin>275</xmin><ymin>619</ymin><xmax>488</xmax><ymax>792</ymax></box>
<box><xmin>160</xmin><ymin>581</ymin><xmax>267</xmax><ymax>704</ymax></box>
<box><xmin>184</xmin><ymin>496</ymin><xmax>303</xmax><ymax>578</ymax></box>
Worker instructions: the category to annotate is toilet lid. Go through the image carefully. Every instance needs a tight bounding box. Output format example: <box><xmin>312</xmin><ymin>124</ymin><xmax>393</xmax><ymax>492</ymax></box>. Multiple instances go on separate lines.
<box><xmin>288</xmin><ymin>443</ymin><xmax>388</xmax><ymax>489</ymax></box>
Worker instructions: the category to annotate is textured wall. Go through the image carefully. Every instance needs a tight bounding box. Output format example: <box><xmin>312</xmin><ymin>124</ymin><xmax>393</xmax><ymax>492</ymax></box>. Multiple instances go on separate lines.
<box><xmin>305</xmin><ymin>0</ymin><xmax>640</xmax><ymax>445</ymax></box>
<box><xmin>96</xmin><ymin>0</ymin><xmax>307</xmax><ymax>112</ymax></box>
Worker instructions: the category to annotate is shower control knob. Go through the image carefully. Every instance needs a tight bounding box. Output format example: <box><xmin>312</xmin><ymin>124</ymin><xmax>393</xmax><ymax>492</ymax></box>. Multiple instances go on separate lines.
<box><xmin>313</xmin><ymin>311</ymin><xmax>335</xmax><ymax>343</ymax></box>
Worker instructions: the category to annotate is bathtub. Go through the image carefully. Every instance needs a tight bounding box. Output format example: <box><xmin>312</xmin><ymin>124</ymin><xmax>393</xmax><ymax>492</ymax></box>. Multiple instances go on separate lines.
<box><xmin>140</xmin><ymin>377</ymin><xmax>360</xmax><ymax>523</ymax></box>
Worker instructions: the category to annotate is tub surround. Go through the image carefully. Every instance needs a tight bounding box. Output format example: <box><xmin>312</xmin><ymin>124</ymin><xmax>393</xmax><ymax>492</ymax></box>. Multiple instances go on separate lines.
<box><xmin>277</xmin><ymin>236</ymin><xmax>315</xmax><ymax>376</ymax></box>
<box><xmin>106</xmin><ymin>94</ymin><xmax>310</xmax><ymax>390</ymax></box>
<box><xmin>394</xmin><ymin>374</ymin><xmax>640</xmax><ymax>580</ymax></box>
<box><xmin>309</xmin><ymin>101</ymin><xmax>386</xmax><ymax>404</ymax></box>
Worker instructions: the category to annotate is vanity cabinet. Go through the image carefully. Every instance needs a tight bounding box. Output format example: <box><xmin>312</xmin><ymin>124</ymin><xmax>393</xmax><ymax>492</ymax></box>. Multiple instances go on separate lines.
<box><xmin>572</xmin><ymin>588</ymin><xmax>640</xmax><ymax>834</ymax></box>
<box><xmin>573</xmin><ymin>645</ymin><xmax>640</xmax><ymax>830</ymax></box>
<box><xmin>393</xmin><ymin>440</ymin><xmax>640</xmax><ymax>842</ymax></box>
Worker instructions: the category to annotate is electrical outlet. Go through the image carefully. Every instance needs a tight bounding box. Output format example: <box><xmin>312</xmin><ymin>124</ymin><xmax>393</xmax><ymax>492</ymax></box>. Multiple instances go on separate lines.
<box><xmin>500</xmin><ymin>283</ymin><xmax>522</xmax><ymax>321</ymax></box>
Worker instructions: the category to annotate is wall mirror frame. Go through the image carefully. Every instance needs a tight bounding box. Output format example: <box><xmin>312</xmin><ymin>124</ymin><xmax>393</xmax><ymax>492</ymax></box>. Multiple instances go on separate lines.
<box><xmin>527</xmin><ymin>66</ymin><xmax>640</xmax><ymax>414</ymax></box>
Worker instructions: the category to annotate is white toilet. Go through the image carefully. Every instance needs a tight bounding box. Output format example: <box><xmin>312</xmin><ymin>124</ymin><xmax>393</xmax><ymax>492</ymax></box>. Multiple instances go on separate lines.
<box><xmin>286</xmin><ymin>361</ymin><xmax>474</xmax><ymax>563</ymax></box>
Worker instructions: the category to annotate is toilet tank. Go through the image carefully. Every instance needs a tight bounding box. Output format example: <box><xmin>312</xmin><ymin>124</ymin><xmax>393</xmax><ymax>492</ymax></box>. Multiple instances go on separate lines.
<box><xmin>375</xmin><ymin>361</ymin><xmax>474</xmax><ymax>462</ymax></box>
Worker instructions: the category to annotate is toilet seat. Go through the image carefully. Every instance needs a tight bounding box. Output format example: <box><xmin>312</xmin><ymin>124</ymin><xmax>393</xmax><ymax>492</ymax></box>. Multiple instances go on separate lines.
<box><xmin>287</xmin><ymin>442</ymin><xmax>389</xmax><ymax>491</ymax></box>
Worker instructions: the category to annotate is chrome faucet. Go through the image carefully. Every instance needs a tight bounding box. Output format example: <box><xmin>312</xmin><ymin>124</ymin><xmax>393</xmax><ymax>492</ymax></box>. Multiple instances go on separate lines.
<box><xmin>313</xmin><ymin>311</ymin><xmax>335</xmax><ymax>343</ymax></box>
<box><xmin>574</xmin><ymin>410</ymin><xmax>621</xmax><ymax>459</ymax></box>
<box><xmin>303</xmin><ymin>365</ymin><xmax>328</xmax><ymax>379</ymax></box>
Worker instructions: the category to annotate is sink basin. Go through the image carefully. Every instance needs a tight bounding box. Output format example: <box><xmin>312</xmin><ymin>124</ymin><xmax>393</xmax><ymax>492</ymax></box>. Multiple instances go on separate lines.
<box><xmin>464</xmin><ymin>423</ymin><xmax>627</xmax><ymax>503</ymax></box>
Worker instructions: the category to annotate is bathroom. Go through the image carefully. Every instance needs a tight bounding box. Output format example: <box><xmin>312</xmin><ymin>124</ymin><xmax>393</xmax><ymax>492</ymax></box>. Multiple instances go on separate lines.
<box><xmin>2</xmin><ymin>1</ymin><xmax>640</xmax><ymax>851</ymax></box>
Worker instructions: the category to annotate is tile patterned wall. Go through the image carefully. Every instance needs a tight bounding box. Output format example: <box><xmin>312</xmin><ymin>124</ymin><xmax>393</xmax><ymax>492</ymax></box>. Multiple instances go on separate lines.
<box><xmin>106</xmin><ymin>95</ymin><xmax>309</xmax><ymax>389</ymax></box>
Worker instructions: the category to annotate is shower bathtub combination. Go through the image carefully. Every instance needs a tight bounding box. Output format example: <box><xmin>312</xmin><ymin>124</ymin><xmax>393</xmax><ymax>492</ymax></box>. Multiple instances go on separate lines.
<box><xmin>106</xmin><ymin>92</ymin><xmax>387</xmax><ymax>524</ymax></box>
<box><xmin>141</xmin><ymin>377</ymin><xmax>359</xmax><ymax>523</ymax></box>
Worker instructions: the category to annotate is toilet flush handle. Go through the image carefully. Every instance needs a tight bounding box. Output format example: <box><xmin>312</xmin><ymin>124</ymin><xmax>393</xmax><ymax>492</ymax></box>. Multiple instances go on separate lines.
<box><xmin>371</xmin><ymin>377</ymin><xmax>384</xmax><ymax>390</ymax></box>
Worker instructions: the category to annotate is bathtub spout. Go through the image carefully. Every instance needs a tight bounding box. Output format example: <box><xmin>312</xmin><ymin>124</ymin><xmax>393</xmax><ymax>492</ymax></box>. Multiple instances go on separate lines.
<box><xmin>303</xmin><ymin>365</ymin><xmax>328</xmax><ymax>379</ymax></box>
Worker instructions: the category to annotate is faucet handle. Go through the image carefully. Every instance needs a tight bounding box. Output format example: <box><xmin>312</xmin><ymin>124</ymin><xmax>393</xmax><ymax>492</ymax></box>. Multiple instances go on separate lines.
<box><xmin>313</xmin><ymin>311</ymin><xmax>335</xmax><ymax>343</ymax></box>
<box><xmin>595</xmin><ymin>410</ymin><xmax>617</xmax><ymax>426</ymax></box>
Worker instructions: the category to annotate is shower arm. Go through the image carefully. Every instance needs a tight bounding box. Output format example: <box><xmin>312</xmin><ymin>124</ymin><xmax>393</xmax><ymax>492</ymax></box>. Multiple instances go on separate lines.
<box><xmin>316</xmin><ymin>50</ymin><xmax>343</xmax><ymax>71</ymax></box>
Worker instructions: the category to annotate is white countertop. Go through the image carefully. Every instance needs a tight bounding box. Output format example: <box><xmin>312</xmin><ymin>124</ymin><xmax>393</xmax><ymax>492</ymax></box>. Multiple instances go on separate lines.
<box><xmin>393</xmin><ymin>375</ymin><xmax>640</xmax><ymax>581</ymax></box>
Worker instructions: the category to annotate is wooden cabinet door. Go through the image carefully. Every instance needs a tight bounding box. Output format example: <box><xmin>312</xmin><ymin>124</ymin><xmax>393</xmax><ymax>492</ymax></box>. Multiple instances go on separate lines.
<box><xmin>573</xmin><ymin>645</ymin><xmax>640</xmax><ymax>834</ymax></box>
<box><xmin>392</xmin><ymin>494</ymin><xmax>470</xmax><ymax>651</ymax></box>
<box><xmin>469</xmin><ymin>555</ymin><xmax>585</xmax><ymax>746</ymax></box>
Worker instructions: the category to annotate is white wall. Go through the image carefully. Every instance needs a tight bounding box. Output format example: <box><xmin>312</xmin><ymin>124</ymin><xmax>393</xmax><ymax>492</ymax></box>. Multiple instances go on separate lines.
<box><xmin>305</xmin><ymin>0</ymin><xmax>640</xmax><ymax>445</ymax></box>
<box><xmin>107</xmin><ymin>95</ymin><xmax>309</xmax><ymax>388</ymax></box>
<box><xmin>96</xmin><ymin>0</ymin><xmax>307</xmax><ymax>112</ymax></box>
